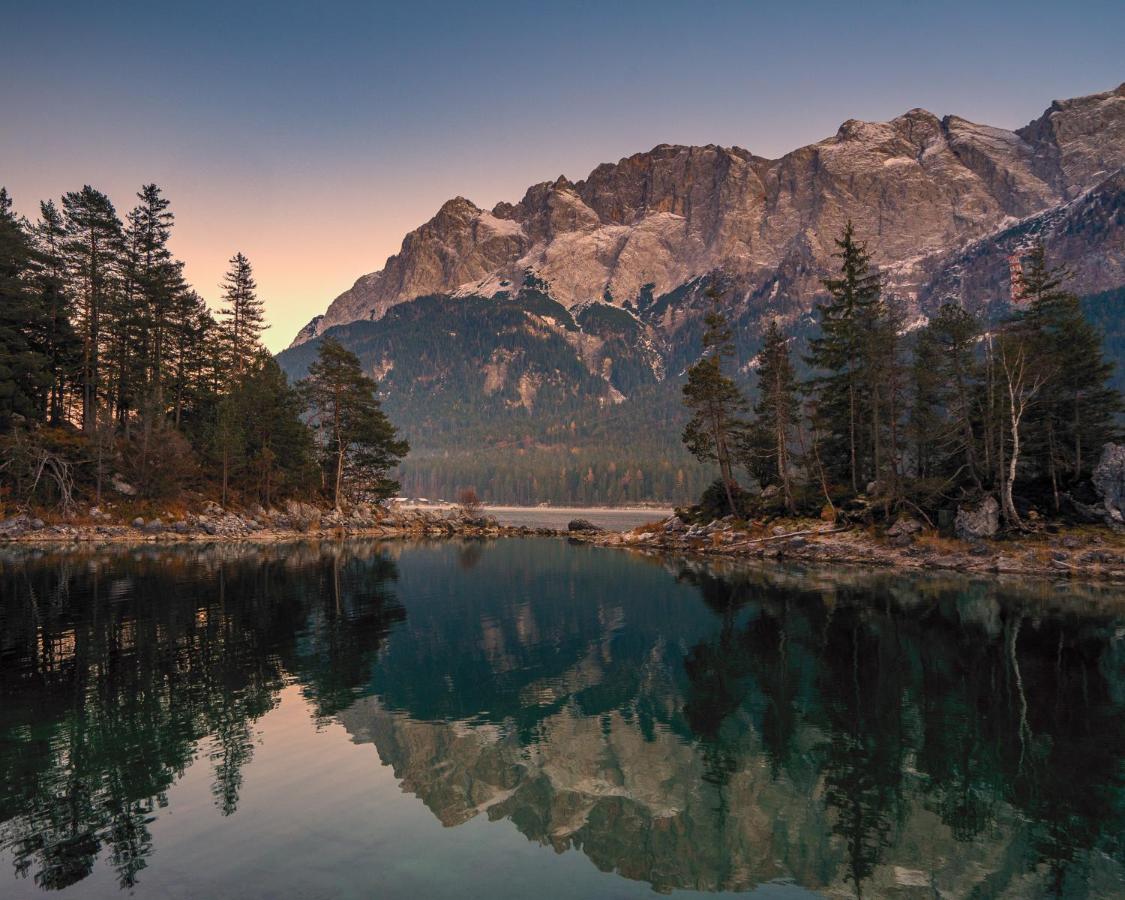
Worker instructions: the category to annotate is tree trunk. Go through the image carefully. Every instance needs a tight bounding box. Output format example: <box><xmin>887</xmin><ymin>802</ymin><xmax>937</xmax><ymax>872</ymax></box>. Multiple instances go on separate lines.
<box><xmin>334</xmin><ymin>444</ymin><xmax>345</xmax><ymax>510</ymax></box>
<box><xmin>848</xmin><ymin>373</ymin><xmax>858</xmax><ymax>494</ymax></box>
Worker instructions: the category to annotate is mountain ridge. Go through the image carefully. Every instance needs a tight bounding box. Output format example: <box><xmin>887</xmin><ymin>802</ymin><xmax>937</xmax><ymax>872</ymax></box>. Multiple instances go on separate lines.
<box><xmin>290</xmin><ymin>82</ymin><xmax>1124</xmax><ymax>348</ymax></box>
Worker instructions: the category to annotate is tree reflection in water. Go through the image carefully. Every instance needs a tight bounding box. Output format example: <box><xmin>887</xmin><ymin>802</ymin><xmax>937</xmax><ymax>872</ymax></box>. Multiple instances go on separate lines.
<box><xmin>0</xmin><ymin>542</ymin><xmax>403</xmax><ymax>890</ymax></box>
<box><xmin>1</xmin><ymin>540</ymin><xmax>1123</xmax><ymax>897</ymax></box>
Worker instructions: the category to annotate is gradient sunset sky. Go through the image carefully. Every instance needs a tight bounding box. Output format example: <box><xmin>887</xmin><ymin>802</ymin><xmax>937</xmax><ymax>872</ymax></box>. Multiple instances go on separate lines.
<box><xmin>4</xmin><ymin>0</ymin><xmax>1122</xmax><ymax>350</ymax></box>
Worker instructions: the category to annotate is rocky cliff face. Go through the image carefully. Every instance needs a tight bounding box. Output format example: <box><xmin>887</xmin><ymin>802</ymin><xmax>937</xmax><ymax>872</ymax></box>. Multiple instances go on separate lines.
<box><xmin>291</xmin><ymin>83</ymin><xmax>1124</xmax><ymax>347</ymax></box>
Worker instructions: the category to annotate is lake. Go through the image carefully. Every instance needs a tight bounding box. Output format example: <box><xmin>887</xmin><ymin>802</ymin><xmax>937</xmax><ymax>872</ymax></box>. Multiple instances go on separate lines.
<box><xmin>1</xmin><ymin>538</ymin><xmax>1123</xmax><ymax>898</ymax></box>
<box><xmin>400</xmin><ymin>505</ymin><xmax>671</xmax><ymax>531</ymax></box>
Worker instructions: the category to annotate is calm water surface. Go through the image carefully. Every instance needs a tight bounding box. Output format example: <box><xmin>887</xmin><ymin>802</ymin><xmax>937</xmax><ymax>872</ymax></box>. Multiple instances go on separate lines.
<box><xmin>1</xmin><ymin>539</ymin><xmax>1123</xmax><ymax>898</ymax></box>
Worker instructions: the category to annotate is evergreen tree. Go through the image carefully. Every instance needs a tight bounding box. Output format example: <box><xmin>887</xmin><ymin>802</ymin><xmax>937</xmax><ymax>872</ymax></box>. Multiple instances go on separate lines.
<box><xmin>235</xmin><ymin>352</ymin><xmax>317</xmax><ymax>505</ymax></box>
<box><xmin>116</xmin><ymin>184</ymin><xmax>179</xmax><ymax>414</ymax></box>
<box><xmin>219</xmin><ymin>252</ymin><xmax>265</xmax><ymax>377</ymax></box>
<box><xmin>1015</xmin><ymin>246</ymin><xmax>1120</xmax><ymax>504</ymax></box>
<box><xmin>32</xmin><ymin>200</ymin><xmax>81</xmax><ymax>424</ymax></box>
<box><xmin>682</xmin><ymin>286</ymin><xmax>747</xmax><ymax>515</ymax></box>
<box><xmin>0</xmin><ymin>188</ymin><xmax>50</xmax><ymax>428</ymax></box>
<box><xmin>61</xmin><ymin>185</ymin><xmax>124</xmax><ymax>432</ymax></box>
<box><xmin>744</xmin><ymin>320</ymin><xmax>799</xmax><ymax>512</ymax></box>
<box><xmin>908</xmin><ymin>325</ymin><xmax>944</xmax><ymax>482</ymax></box>
<box><xmin>805</xmin><ymin>222</ymin><xmax>882</xmax><ymax>493</ymax></box>
<box><xmin>918</xmin><ymin>302</ymin><xmax>985</xmax><ymax>490</ymax></box>
<box><xmin>301</xmin><ymin>337</ymin><xmax>409</xmax><ymax>507</ymax></box>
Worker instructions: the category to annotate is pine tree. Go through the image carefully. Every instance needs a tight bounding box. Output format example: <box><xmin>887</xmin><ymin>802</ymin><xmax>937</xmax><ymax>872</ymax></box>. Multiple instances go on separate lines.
<box><xmin>219</xmin><ymin>252</ymin><xmax>265</xmax><ymax>378</ymax></box>
<box><xmin>235</xmin><ymin>352</ymin><xmax>317</xmax><ymax>505</ymax></box>
<box><xmin>301</xmin><ymin>337</ymin><xmax>409</xmax><ymax>507</ymax></box>
<box><xmin>745</xmin><ymin>320</ymin><xmax>799</xmax><ymax>512</ymax></box>
<box><xmin>121</xmin><ymin>184</ymin><xmax>179</xmax><ymax>409</ymax></box>
<box><xmin>0</xmin><ymin>188</ymin><xmax>51</xmax><ymax>428</ymax></box>
<box><xmin>919</xmin><ymin>302</ymin><xmax>985</xmax><ymax>491</ymax></box>
<box><xmin>61</xmin><ymin>185</ymin><xmax>124</xmax><ymax>432</ymax></box>
<box><xmin>1015</xmin><ymin>245</ymin><xmax>1120</xmax><ymax>504</ymax></box>
<box><xmin>33</xmin><ymin>201</ymin><xmax>80</xmax><ymax>424</ymax></box>
<box><xmin>805</xmin><ymin>222</ymin><xmax>882</xmax><ymax>493</ymax></box>
<box><xmin>682</xmin><ymin>285</ymin><xmax>747</xmax><ymax>515</ymax></box>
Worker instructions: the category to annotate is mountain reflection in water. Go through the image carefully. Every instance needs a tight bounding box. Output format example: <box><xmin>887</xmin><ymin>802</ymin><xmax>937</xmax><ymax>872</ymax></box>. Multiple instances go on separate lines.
<box><xmin>0</xmin><ymin>538</ymin><xmax>1123</xmax><ymax>898</ymax></box>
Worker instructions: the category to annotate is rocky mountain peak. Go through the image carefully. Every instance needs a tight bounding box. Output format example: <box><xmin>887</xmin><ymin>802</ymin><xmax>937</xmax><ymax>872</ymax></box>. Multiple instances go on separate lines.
<box><xmin>289</xmin><ymin>83</ymin><xmax>1124</xmax><ymax>347</ymax></box>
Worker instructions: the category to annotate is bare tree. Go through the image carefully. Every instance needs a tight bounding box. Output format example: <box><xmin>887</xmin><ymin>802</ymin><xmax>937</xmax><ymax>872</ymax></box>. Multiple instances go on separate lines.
<box><xmin>998</xmin><ymin>336</ymin><xmax>1046</xmax><ymax>529</ymax></box>
<box><xmin>457</xmin><ymin>487</ymin><xmax>483</xmax><ymax>518</ymax></box>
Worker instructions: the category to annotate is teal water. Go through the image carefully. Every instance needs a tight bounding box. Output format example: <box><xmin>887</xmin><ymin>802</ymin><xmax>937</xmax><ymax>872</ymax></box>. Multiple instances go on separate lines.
<box><xmin>1</xmin><ymin>539</ymin><xmax>1123</xmax><ymax>898</ymax></box>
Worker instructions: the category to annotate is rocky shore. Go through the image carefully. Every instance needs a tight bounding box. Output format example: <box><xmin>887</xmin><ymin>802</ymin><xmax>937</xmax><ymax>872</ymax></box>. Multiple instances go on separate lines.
<box><xmin>567</xmin><ymin>514</ymin><xmax>1125</xmax><ymax>583</ymax></box>
<box><xmin>0</xmin><ymin>501</ymin><xmax>562</xmax><ymax>544</ymax></box>
<box><xmin>5</xmin><ymin>501</ymin><xmax>1124</xmax><ymax>584</ymax></box>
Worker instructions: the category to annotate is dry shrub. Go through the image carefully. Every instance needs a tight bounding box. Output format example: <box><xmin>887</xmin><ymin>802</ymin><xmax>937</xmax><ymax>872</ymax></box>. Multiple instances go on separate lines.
<box><xmin>457</xmin><ymin>487</ymin><xmax>483</xmax><ymax>518</ymax></box>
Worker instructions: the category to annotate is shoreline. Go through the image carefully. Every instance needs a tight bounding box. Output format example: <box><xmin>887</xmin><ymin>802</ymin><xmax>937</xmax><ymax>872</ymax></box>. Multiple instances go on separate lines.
<box><xmin>569</xmin><ymin>517</ymin><xmax>1125</xmax><ymax>584</ymax></box>
<box><xmin>0</xmin><ymin>504</ymin><xmax>564</xmax><ymax>546</ymax></box>
<box><xmin>4</xmin><ymin>506</ymin><xmax>1124</xmax><ymax>585</ymax></box>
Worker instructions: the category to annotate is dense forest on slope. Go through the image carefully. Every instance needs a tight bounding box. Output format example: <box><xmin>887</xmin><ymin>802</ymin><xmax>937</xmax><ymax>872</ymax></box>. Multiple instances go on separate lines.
<box><xmin>278</xmin><ymin>268</ymin><xmax>1121</xmax><ymax>506</ymax></box>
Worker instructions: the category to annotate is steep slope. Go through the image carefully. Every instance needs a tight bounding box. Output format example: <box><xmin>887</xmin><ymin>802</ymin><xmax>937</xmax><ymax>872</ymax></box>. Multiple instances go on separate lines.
<box><xmin>291</xmin><ymin>83</ymin><xmax>1124</xmax><ymax>347</ymax></box>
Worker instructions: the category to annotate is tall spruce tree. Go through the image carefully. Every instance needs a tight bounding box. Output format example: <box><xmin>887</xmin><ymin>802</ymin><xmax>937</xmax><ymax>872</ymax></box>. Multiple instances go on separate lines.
<box><xmin>805</xmin><ymin>222</ymin><xmax>883</xmax><ymax>494</ymax></box>
<box><xmin>121</xmin><ymin>184</ymin><xmax>179</xmax><ymax>409</ymax></box>
<box><xmin>682</xmin><ymin>286</ymin><xmax>747</xmax><ymax>515</ymax></box>
<box><xmin>301</xmin><ymin>337</ymin><xmax>409</xmax><ymax>508</ymax></box>
<box><xmin>1015</xmin><ymin>245</ymin><xmax>1119</xmax><ymax>505</ymax></box>
<box><xmin>219</xmin><ymin>252</ymin><xmax>265</xmax><ymax>377</ymax></box>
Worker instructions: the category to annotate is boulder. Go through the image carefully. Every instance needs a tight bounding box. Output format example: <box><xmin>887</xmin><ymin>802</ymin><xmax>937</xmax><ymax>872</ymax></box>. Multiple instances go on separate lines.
<box><xmin>132</xmin><ymin>517</ymin><xmax>145</xmax><ymax>528</ymax></box>
<box><xmin>568</xmin><ymin>518</ymin><xmax>601</xmax><ymax>533</ymax></box>
<box><xmin>111</xmin><ymin>477</ymin><xmax>137</xmax><ymax>496</ymax></box>
<box><xmin>954</xmin><ymin>496</ymin><xmax>999</xmax><ymax>541</ymax></box>
<box><xmin>663</xmin><ymin>516</ymin><xmax>686</xmax><ymax>533</ymax></box>
<box><xmin>1092</xmin><ymin>443</ymin><xmax>1125</xmax><ymax>526</ymax></box>
<box><xmin>285</xmin><ymin>500</ymin><xmax>322</xmax><ymax>532</ymax></box>
<box><xmin>887</xmin><ymin>517</ymin><xmax>923</xmax><ymax>538</ymax></box>
<box><xmin>0</xmin><ymin>514</ymin><xmax>30</xmax><ymax>536</ymax></box>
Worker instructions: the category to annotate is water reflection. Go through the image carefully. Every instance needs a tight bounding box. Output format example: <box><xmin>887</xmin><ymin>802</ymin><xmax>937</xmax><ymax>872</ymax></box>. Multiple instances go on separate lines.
<box><xmin>1</xmin><ymin>539</ymin><xmax>1123</xmax><ymax>897</ymax></box>
<box><xmin>0</xmin><ymin>542</ymin><xmax>403</xmax><ymax>890</ymax></box>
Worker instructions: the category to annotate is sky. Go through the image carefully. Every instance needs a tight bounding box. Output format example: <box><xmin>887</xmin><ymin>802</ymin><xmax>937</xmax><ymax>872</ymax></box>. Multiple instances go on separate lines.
<box><xmin>3</xmin><ymin>0</ymin><xmax>1122</xmax><ymax>351</ymax></box>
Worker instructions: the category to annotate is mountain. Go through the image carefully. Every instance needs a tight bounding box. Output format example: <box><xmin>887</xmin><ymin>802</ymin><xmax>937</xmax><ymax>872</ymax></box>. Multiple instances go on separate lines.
<box><xmin>278</xmin><ymin>84</ymin><xmax>1125</xmax><ymax>504</ymax></box>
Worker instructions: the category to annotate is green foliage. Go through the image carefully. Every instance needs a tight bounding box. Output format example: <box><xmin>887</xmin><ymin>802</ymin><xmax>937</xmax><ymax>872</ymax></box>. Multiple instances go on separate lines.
<box><xmin>804</xmin><ymin>221</ymin><xmax>886</xmax><ymax>493</ymax></box>
<box><xmin>694</xmin><ymin>477</ymin><xmax>755</xmax><ymax>520</ymax></box>
<box><xmin>219</xmin><ymin>252</ymin><xmax>265</xmax><ymax>379</ymax></box>
<box><xmin>301</xmin><ymin>338</ymin><xmax>409</xmax><ymax>505</ymax></box>
<box><xmin>681</xmin><ymin>288</ymin><xmax>747</xmax><ymax>513</ymax></box>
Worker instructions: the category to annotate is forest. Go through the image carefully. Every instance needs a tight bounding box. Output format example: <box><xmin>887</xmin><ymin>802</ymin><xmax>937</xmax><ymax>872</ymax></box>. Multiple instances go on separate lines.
<box><xmin>1</xmin><ymin>182</ymin><xmax>1119</xmax><ymax>520</ymax></box>
<box><xmin>0</xmin><ymin>185</ymin><xmax>406</xmax><ymax>514</ymax></box>
<box><xmin>682</xmin><ymin>222</ymin><xmax>1121</xmax><ymax>529</ymax></box>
